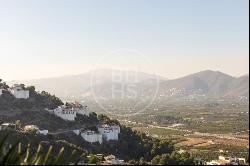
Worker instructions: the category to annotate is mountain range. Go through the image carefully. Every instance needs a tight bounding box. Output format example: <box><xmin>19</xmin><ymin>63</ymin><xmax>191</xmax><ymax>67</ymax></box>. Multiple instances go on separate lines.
<box><xmin>157</xmin><ymin>70</ymin><xmax>249</xmax><ymax>98</ymax></box>
<box><xmin>8</xmin><ymin>69</ymin><xmax>249</xmax><ymax>99</ymax></box>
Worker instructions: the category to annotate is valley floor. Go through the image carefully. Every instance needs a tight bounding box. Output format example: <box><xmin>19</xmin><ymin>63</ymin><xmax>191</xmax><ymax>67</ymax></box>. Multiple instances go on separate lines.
<box><xmin>86</xmin><ymin>99</ymin><xmax>249</xmax><ymax>162</ymax></box>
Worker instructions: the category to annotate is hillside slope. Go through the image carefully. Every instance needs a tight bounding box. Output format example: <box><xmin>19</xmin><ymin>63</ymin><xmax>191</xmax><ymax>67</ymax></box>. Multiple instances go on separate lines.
<box><xmin>157</xmin><ymin>70</ymin><xmax>238</xmax><ymax>97</ymax></box>
<box><xmin>226</xmin><ymin>75</ymin><xmax>249</xmax><ymax>97</ymax></box>
<box><xmin>0</xmin><ymin>82</ymin><xmax>194</xmax><ymax>164</ymax></box>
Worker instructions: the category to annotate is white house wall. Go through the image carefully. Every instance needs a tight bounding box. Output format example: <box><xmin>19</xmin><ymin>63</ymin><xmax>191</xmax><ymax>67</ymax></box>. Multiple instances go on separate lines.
<box><xmin>98</xmin><ymin>125</ymin><xmax>120</xmax><ymax>141</ymax></box>
<box><xmin>77</xmin><ymin>109</ymin><xmax>89</xmax><ymax>116</ymax></box>
<box><xmin>11</xmin><ymin>89</ymin><xmax>29</xmax><ymax>99</ymax></box>
<box><xmin>81</xmin><ymin>133</ymin><xmax>102</xmax><ymax>144</ymax></box>
<box><xmin>53</xmin><ymin>108</ymin><xmax>76</xmax><ymax>121</ymax></box>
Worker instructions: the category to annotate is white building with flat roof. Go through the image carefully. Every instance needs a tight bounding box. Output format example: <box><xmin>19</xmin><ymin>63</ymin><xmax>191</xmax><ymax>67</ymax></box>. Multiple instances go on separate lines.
<box><xmin>53</xmin><ymin>106</ymin><xmax>77</xmax><ymax>121</ymax></box>
<box><xmin>110</xmin><ymin>123</ymin><xmax>121</xmax><ymax>133</ymax></box>
<box><xmin>10</xmin><ymin>84</ymin><xmax>29</xmax><ymax>99</ymax></box>
<box><xmin>98</xmin><ymin>124</ymin><xmax>120</xmax><ymax>141</ymax></box>
<box><xmin>66</xmin><ymin>102</ymin><xmax>89</xmax><ymax>116</ymax></box>
<box><xmin>77</xmin><ymin>105</ymin><xmax>89</xmax><ymax>116</ymax></box>
<box><xmin>81</xmin><ymin>130</ymin><xmax>102</xmax><ymax>144</ymax></box>
<box><xmin>50</xmin><ymin>102</ymin><xmax>89</xmax><ymax>121</ymax></box>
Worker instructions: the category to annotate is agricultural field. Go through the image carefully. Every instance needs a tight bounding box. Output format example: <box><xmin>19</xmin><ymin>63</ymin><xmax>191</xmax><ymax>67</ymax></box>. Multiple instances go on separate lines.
<box><xmin>92</xmin><ymin>99</ymin><xmax>249</xmax><ymax>161</ymax></box>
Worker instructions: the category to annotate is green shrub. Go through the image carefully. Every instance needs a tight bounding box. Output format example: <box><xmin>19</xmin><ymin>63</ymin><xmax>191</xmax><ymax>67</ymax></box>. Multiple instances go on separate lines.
<box><xmin>0</xmin><ymin>135</ymin><xmax>82</xmax><ymax>165</ymax></box>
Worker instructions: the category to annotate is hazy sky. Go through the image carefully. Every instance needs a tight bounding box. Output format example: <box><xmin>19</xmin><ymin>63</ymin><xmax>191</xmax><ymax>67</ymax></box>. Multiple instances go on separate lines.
<box><xmin>0</xmin><ymin>0</ymin><xmax>249</xmax><ymax>81</ymax></box>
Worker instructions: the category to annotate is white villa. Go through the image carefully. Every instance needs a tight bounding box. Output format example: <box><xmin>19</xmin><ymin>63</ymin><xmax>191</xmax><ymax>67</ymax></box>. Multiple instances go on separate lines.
<box><xmin>50</xmin><ymin>102</ymin><xmax>89</xmax><ymax>121</ymax></box>
<box><xmin>74</xmin><ymin>124</ymin><xmax>120</xmax><ymax>144</ymax></box>
<box><xmin>81</xmin><ymin>130</ymin><xmax>103</xmax><ymax>144</ymax></box>
<box><xmin>70</xmin><ymin>102</ymin><xmax>89</xmax><ymax>116</ymax></box>
<box><xmin>98</xmin><ymin>123</ymin><xmax>120</xmax><ymax>141</ymax></box>
<box><xmin>10</xmin><ymin>84</ymin><xmax>29</xmax><ymax>99</ymax></box>
<box><xmin>52</xmin><ymin>106</ymin><xmax>77</xmax><ymax>121</ymax></box>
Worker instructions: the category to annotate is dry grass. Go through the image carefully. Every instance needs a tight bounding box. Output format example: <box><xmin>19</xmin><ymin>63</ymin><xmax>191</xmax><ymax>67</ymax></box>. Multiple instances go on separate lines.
<box><xmin>213</xmin><ymin>138</ymin><xmax>249</xmax><ymax>147</ymax></box>
<box><xmin>177</xmin><ymin>135</ymin><xmax>249</xmax><ymax>148</ymax></box>
<box><xmin>177</xmin><ymin>138</ymin><xmax>212</xmax><ymax>147</ymax></box>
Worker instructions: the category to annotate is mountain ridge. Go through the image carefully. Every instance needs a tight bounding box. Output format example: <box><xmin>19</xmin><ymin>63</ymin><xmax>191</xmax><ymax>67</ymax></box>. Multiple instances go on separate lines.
<box><xmin>7</xmin><ymin>69</ymin><xmax>249</xmax><ymax>99</ymax></box>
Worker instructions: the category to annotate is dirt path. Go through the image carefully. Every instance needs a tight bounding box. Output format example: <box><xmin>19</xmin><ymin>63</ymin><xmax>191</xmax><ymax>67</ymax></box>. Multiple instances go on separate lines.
<box><xmin>148</xmin><ymin>124</ymin><xmax>192</xmax><ymax>133</ymax></box>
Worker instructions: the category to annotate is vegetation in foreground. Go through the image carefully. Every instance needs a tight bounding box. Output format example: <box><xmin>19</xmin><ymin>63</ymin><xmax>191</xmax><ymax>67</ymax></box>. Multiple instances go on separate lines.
<box><xmin>0</xmin><ymin>82</ymin><xmax>195</xmax><ymax>165</ymax></box>
<box><xmin>0</xmin><ymin>134</ymin><xmax>83</xmax><ymax>165</ymax></box>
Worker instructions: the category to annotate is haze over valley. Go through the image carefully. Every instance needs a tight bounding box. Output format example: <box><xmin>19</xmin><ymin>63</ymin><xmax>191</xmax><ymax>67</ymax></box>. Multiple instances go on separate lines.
<box><xmin>10</xmin><ymin>69</ymin><xmax>249</xmax><ymax>100</ymax></box>
<box><xmin>0</xmin><ymin>0</ymin><xmax>249</xmax><ymax>165</ymax></box>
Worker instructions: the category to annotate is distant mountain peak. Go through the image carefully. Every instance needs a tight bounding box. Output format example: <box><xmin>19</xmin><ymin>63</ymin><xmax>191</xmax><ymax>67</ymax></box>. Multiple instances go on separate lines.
<box><xmin>8</xmin><ymin>70</ymin><xmax>248</xmax><ymax>98</ymax></box>
<box><xmin>195</xmin><ymin>70</ymin><xmax>232</xmax><ymax>76</ymax></box>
